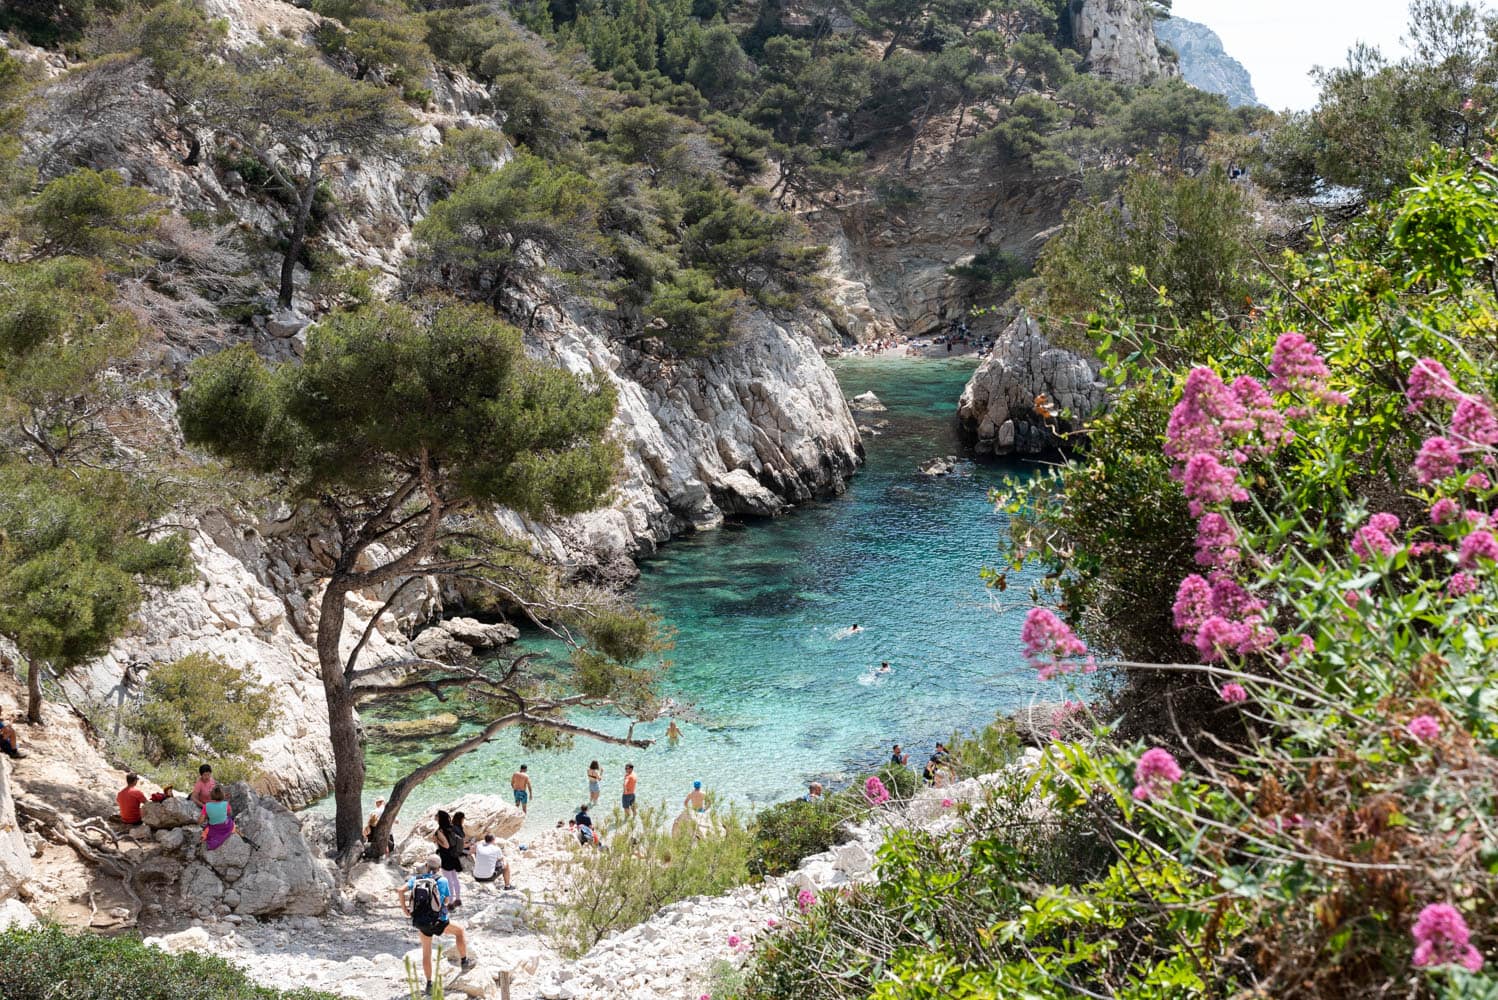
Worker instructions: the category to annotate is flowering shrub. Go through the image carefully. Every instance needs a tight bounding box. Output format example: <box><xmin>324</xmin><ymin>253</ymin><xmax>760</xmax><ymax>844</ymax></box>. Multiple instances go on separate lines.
<box><xmin>730</xmin><ymin>160</ymin><xmax>1498</xmax><ymax>1000</ymax></box>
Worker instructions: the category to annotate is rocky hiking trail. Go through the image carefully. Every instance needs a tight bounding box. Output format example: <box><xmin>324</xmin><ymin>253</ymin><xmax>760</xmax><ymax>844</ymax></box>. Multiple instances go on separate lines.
<box><xmin>3</xmin><ymin>668</ymin><xmax>1041</xmax><ymax>999</ymax></box>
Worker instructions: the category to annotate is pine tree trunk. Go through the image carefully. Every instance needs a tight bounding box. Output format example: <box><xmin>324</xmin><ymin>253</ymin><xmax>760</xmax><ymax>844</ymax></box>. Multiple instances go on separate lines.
<box><xmin>278</xmin><ymin>159</ymin><xmax>323</xmax><ymax>310</ymax></box>
<box><xmin>26</xmin><ymin>658</ymin><xmax>42</xmax><ymax>725</ymax></box>
<box><xmin>317</xmin><ymin>579</ymin><xmax>367</xmax><ymax>859</ymax></box>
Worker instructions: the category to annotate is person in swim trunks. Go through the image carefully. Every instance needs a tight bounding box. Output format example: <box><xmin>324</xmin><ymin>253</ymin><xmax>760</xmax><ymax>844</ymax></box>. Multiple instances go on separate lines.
<box><xmin>622</xmin><ymin>763</ymin><xmax>637</xmax><ymax>814</ymax></box>
<box><xmin>684</xmin><ymin>780</ymin><xmax>706</xmax><ymax>813</ymax></box>
<box><xmin>511</xmin><ymin>765</ymin><xmax>532</xmax><ymax>814</ymax></box>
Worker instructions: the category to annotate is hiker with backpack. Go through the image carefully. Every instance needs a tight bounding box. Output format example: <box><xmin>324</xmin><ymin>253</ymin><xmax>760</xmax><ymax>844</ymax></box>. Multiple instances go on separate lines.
<box><xmin>398</xmin><ymin>854</ymin><xmax>475</xmax><ymax>996</ymax></box>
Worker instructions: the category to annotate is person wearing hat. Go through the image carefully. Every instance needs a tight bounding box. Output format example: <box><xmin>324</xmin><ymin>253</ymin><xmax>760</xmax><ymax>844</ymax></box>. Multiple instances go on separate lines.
<box><xmin>684</xmin><ymin>780</ymin><xmax>707</xmax><ymax>814</ymax></box>
<box><xmin>398</xmin><ymin>854</ymin><xmax>475</xmax><ymax>995</ymax></box>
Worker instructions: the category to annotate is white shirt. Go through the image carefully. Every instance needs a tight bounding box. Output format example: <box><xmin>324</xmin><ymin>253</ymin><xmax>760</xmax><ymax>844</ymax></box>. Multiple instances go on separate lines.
<box><xmin>473</xmin><ymin>842</ymin><xmax>504</xmax><ymax>880</ymax></box>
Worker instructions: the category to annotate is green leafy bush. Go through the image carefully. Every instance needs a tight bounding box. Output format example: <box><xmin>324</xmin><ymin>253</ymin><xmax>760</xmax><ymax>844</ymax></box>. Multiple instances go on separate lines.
<box><xmin>748</xmin><ymin>798</ymin><xmax>845</xmax><ymax>877</ymax></box>
<box><xmin>545</xmin><ymin>801</ymin><xmax>752</xmax><ymax>955</ymax></box>
<box><xmin>0</xmin><ymin>923</ymin><xmax>340</xmax><ymax>1000</ymax></box>
<box><xmin>122</xmin><ymin>652</ymin><xmax>276</xmax><ymax>788</ymax></box>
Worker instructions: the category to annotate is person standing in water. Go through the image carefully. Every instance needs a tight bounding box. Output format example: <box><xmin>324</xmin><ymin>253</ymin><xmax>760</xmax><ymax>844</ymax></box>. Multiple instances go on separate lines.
<box><xmin>511</xmin><ymin>765</ymin><xmax>533</xmax><ymax>814</ymax></box>
<box><xmin>622</xmin><ymin>763</ymin><xmax>638</xmax><ymax>815</ymax></box>
<box><xmin>684</xmin><ymin>780</ymin><xmax>706</xmax><ymax>812</ymax></box>
<box><xmin>666</xmin><ymin>719</ymin><xmax>682</xmax><ymax>747</ymax></box>
<box><xmin>586</xmin><ymin>761</ymin><xmax>602</xmax><ymax>806</ymax></box>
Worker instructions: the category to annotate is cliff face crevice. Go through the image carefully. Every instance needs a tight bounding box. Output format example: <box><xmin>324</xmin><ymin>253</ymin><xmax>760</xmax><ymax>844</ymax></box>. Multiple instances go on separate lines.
<box><xmin>813</xmin><ymin>147</ymin><xmax>1075</xmax><ymax>345</ymax></box>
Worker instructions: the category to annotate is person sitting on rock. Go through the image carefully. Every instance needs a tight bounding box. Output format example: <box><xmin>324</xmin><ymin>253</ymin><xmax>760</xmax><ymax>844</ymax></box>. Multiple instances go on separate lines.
<box><xmin>191</xmin><ymin>764</ymin><xmax>217</xmax><ymax>806</ymax></box>
<box><xmin>0</xmin><ymin>718</ymin><xmax>23</xmax><ymax>759</ymax></box>
<box><xmin>471</xmin><ymin>834</ymin><xmax>513</xmax><ymax>891</ymax></box>
<box><xmin>200</xmin><ymin>785</ymin><xmax>235</xmax><ymax>850</ymax></box>
<box><xmin>117</xmin><ymin>773</ymin><xmax>148</xmax><ymax>826</ymax></box>
<box><xmin>399</xmin><ymin>853</ymin><xmax>475</xmax><ymax>996</ymax></box>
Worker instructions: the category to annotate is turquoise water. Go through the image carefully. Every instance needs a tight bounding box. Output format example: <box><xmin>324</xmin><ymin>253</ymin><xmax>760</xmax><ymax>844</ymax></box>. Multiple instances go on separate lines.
<box><xmin>360</xmin><ymin>357</ymin><xmax>1049</xmax><ymax>833</ymax></box>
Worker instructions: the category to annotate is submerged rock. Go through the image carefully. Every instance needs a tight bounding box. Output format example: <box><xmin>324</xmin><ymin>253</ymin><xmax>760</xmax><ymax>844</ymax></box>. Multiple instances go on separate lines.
<box><xmin>364</xmin><ymin>713</ymin><xmax>461</xmax><ymax>740</ymax></box>
<box><xmin>849</xmin><ymin>391</ymin><xmax>887</xmax><ymax>412</ymax></box>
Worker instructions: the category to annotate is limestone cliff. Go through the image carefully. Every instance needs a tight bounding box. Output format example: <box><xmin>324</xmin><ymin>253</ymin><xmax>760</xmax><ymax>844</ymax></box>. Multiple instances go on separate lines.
<box><xmin>0</xmin><ymin>758</ymin><xmax>29</xmax><ymax>904</ymax></box>
<box><xmin>1154</xmin><ymin>17</ymin><xmax>1259</xmax><ymax>108</ymax></box>
<box><xmin>1070</xmin><ymin>0</ymin><xmax>1179</xmax><ymax>85</ymax></box>
<box><xmin>10</xmin><ymin>0</ymin><xmax>860</xmax><ymax>807</ymax></box>
<box><xmin>956</xmin><ymin>313</ymin><xmax>1106</xmax><ymax>456</ymax></box>
<box><xmin>812</xmin><ymin>146</ymin><xmax>1074</xmax><ymax>344</ymax></box>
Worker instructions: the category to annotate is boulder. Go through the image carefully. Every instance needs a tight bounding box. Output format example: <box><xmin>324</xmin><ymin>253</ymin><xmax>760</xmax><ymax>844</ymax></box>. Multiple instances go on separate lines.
<box><xmin>397</xmin><ymin>795</ymin><xmax>523</xmax><ymax>865</ymax></box>
<box><xmin>848</xmin><ymin>391</ymin><xmax>886</xmax><ymax>412</ymax></box>
<box><xmin>411</xmin><ymin>618</ymin><xmax>519</xmax><ymax>663</ymax></box>
<box><xmin>957</xmin><ymin>312</ymin><xmax>1106</xmax><ymax>457</ymax></box>
<box><xmin>141</xmin><ymin>795</ymin><xmax>199</xmax><ymax>830</ymax></box>
<box><xmin>832</xmin><ymin>841</ymin><xmax>871</xmax><ymax>876</ymax></box>
<box><xmin>439</xmin><ymin>618</ymin><xmax>519</xmax><ymax>649</ymax></box>
<box><xmin>411</xmin><ymin>627</ymin><xmax>473</xmax><ymax>663</ymax></box>
<box><xmin>180</xmin><ymin>863</ymin><xmax>225</xmax><ymax>904</ymax></box>
<box><xmin>170</xmin><ymin>784</ymin><xmax>334</xmax><ymax>918</ymax></box>
<box><xmin>144</xmin><ymin>926</ymin><xmax>215</xmax><ymax>956</ymax></box>
<box><xmin>0</xmin><ymin>898</ymin><xmax>36</xmax><ymax>931</ymax></box>
<box><xmin>205</xmin><ymin>833</ymin><xmax>253</xmax><ymax>872</ymax></box>
<box><xmin>0</xmin><ymin>758</ymin><xmax>30</xmax><ymax>901</ymax></box>
<box><xmin>711</xmin><ymin>469</ymin><xmax>788</xmax><ymax>517</ymax></box>
<box><xmin>918</xmin><ymin>455</ymin><xmax>958</xmax><ymax>477</ymax></box>
<box><xmin>264</xmin><ymin>308</ymin><xmax>311</xmax><ymax>339</ymax></box>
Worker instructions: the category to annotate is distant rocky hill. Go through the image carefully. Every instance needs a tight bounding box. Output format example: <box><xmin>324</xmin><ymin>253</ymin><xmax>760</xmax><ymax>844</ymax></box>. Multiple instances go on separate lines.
<box><xmin>1154</xmin><ymin>17</ymin><xmax>1259</xmax><ymax>108</ymax></box>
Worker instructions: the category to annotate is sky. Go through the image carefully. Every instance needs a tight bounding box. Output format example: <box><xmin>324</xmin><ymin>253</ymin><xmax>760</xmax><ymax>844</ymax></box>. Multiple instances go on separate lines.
<box><xmin>1169</xmin><ymin>0</ymin><xmax>1414</xmax><ymax>111</ymax></box>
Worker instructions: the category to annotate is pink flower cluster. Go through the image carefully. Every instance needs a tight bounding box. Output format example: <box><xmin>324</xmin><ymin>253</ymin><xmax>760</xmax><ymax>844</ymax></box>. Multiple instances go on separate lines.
<box><xmin>1406</xmin><ymin>358</ymin><xmax>1461</xmax><ymax>413</ymax></box>
<box><xmin>1021</xmin><ymin>608</ymin><xmax>1094</xmax><ymax>680</ymax></box>
<box><xmin>1194</xmin><ymin>513</ymin><xmax>1240</xmax><ymax>569</ymax></box>
<box><xmin>1448</xmin><ymin>571</ymin><xmax>1479</xmax><ymax>597</ymax></box>
<box><xmin>796</xmin><ymin>889</ymin><xmax>816</xmax><ymax>912</ymax></box>
<box><xmin>1219</xmin><ymin>682</ymin><xmax>1248</xmax><ymax>703</ymax></box>
<box><xmin>1458</xmin><ymin>530</ymin><xmax>1498</xmax><ymax>568</ymax></box>
<box><xmin>1406</xmin><ymin>715</ymin><xmax>1441</xmax><ymax>742</ymax></box>
<box><xmin>1269</xmin><ymin>333</ymin><xmax>1350</xmax><ymax>414</ymax></box>
<box><xmin>1351</xmin><ymin>513</ymin><xmax>1402</xmax><ymax>560</ymax></box>
<box><xmin>1132</xmin><ymin>747</ymin><xmax>1183</xmax><ymax>801</ymax></box>
<box><xmin>863</xmin><ymin>776</ymin><xmax>890</xmax><ymax>806</ymax></box>
<box><xmin>1173</xmin><ymin>575</ymin><xmax>1274</xmax><ymax>663</ymax></box>
<box><xmin>1411</xmin><ymin>903</ymin><xmax>1484</xmax><ymax>972</ymax></box>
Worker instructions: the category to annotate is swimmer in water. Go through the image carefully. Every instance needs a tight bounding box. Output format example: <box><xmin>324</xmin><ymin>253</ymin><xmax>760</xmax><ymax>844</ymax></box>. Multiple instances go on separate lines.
<box><xmin>850</xmin><ymin>624</ymin><xmax>862</xmax><ymax>633</ymax></box>
<box><xmin>877</xmin><ymin>661</ymin><xmax>891</xmax><ymax>674</ymax></box>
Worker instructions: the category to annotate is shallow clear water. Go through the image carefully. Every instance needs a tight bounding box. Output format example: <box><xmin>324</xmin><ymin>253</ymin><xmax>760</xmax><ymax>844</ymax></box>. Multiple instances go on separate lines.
<box><xmin>359</xmin><ymin>357</ymin><xmax>1049</xmax><ymax>833</ymax></box>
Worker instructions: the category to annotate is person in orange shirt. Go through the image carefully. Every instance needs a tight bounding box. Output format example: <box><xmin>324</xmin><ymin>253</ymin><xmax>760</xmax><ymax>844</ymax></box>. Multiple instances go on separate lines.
<box><xmin>621</xmin><ymin>763</ymin><xmax>638</xmax><ymax>814</ymax></box>
<box><xmin>117</xmin><ymin>773</ymin><xmax>148</xmax><ymax>826</ymax></box>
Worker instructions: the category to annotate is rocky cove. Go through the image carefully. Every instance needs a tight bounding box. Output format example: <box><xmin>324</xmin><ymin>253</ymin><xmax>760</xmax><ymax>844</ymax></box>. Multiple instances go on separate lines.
<box><xmin>0</xmin><ymin>0</ymin><xmax>1245</xmax><ymax>994</ymax></box>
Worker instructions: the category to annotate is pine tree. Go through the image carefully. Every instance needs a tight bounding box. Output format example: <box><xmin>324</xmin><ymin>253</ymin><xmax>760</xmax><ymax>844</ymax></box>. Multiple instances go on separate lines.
<box><xmin>178</xmin><ymin>298</ymin><xmax>652</xmax><ymax>857</ymax></box>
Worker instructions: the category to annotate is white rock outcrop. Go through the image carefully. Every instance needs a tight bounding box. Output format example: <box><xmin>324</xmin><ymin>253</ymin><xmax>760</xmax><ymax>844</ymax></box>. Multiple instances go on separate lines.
<box><xmin>1072</xmin><ymin>0</ymin><xmax>1179</xmax><ymax>84</ymax></box>
<box><xmin>146</xmin><ymin>783</ymin><xmax>336</xmax><ymax>920</ymax></box>
<box><xmin>0</xmin><ymin>758</ymin><xmax>30</xmax><ymax>902</ymax></box>
<box><xmin>396</xmin><ymin>795</ymin><xmax>526</xmax><ymax>866</ymax></box>
<box><xmin>957</xmin><ymin>313</ymin><xmax>1106</xmax><ymax>456</ymax></box>
<box><xmin>1078</xmin><ymin>0</ymin><xmax>1180</xmax><ymax>83</ymax></box>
